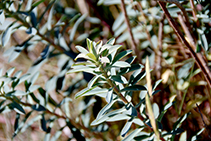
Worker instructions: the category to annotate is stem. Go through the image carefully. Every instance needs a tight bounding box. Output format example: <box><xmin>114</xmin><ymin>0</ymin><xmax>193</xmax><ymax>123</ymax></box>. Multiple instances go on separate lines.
<box><xmin>158</xmin><ymin>2</ymin><xmax>211</xmax><ymax>88</ymax></box>
<box><xmin>99</xmin><ymin>67</ymin><xmax>167</xmax><ymax>140</ymax></box>
<box><xmin>120</xmin><ymin>0</ymin><xmax>140</xmax><ymax>61</ymax></box>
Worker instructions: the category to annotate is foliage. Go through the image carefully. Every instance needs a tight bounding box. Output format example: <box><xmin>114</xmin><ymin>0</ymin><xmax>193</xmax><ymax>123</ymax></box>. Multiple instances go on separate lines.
<box><xmin>0</xmin><ymin>0</ymin><xmax>210</xmax><ymax>140</ymax></box>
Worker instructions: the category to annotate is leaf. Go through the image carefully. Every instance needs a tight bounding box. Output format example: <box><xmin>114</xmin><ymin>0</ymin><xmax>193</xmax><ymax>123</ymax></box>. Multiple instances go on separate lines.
<box><xmin>86</xmin><ymin>53</ymin><xmax>97</xmax><ymax>61</ymax></box>
<box><xmin>1</xmin><ymin>25</ymin><xmax>12</xmax><ymax>46</ymax></box>
<box><xmin>31</xmin><ymin>0</ymin><xmax>45</xmax><ymax>9</ymax></box>
<box><xmin>91</xmin><ymin>107</ymin><xmax>126</xmax><ymax>125</ymax></box>
<box><xmin>25</xmin><ymin>0</ymin><xmax>33</xmax><ymax>11</ymax></box>
<box><xmin>41</xmin><ymin>114</ymin><xmax>47</xmax><ymax>132</ymax></box>
<box><xmin>40</xmin><ymin>45</ymin><xmax>50</xmax><ymax>59</ymax></box>
<box><xmin>75</xmin><ymin>45</ymin><xmax>89</xmax><ymax>54</ymax></box>
<box><xmin>47</xmin><ymin>4</ymin><xmax>54</xmax><ymax>30</ymax></box>
<box><xmin>75</xmin><ymin>86</ymin><xmax>108</xmax><ymax>98</ymax></box>
<box><xmin>0</xmin><ymin>10</ymin><xmax>5</xmax><ymax>25</ymax></box>
<box><xmin>106</xmin><ymin>88</ymin><xmax>113</xmax><ymax>103</ymax></box>
<box><xmin>152</xmin><ymin>79</ymin><xmax>162</xmax><ymax>91</ymax></box>
<box><xmin>9</xmin><ymin>102</ymin><xmax>25</xmax><ymax>114</ymax></box>
<box><xmin>200</xmin><ymin>34</ymin><xmax>208</xmax><ymax>51</ymax></box>
<box><xmin>152</xmin><ymin>103</ymin><xmax>159</xmax><ymax>119</ymax></box>
<box><xmin>122</xmin><ymin>128</ymin><xmax>144</xmax><ymax>141</ymax></box>
<box><xmin>112</xmin><ymin>61</ymin><xmax>130</xmax><ymax>68</ymax></box>
<box><xmin>32</xmin><ymin>104</ymin><xmax>46</xmax><ymax>111</ymax></box>
<box><xmin>179</xmin><ymin>131</ymin><xmax>187</xmax><ymax>141</ymax></box>
<box><xmin>106</xmin><ymin>38</ymin><xmax>115</xmax><ymax>45</ymax></box>
<box><xmin>30</xmin><ymin>12</ymin><xmax>37</xmax><ymax>27</ymax></box>
<box><xmin>125</xmin><ymin>103</ymin><xmax>137</xmax><ymax>116</ymax></box>
<box><xmin>67</xmin><ymin>66</ymin><xmax>95</xmax><ymax>74</ymax></box>
<box><xmin>121</xmin><ymin>120</ymin><xmax>133</xmax><ymax>137</ymax></box>
<box><xmin>111</xmin><ymin>75</ymin><xmax>128</xmax><ymax>84</ymax></box>
<box><xmin>121</xmin><ymin>85</ymin><xmax>146</xmax><ymax>92</ymax></box>
<box><xmin>70</xmin><ymin>13</ymin><xmax>87</xmax><ymax>41</ymax></box>
<box><xmin>112</xmin><ymin>50</ymin><xmax>133</xmax><ymax>64</ymax></box>
<box><xmin>96</xmin><ymin>99</ymin><xmax>117</xmax><ymax>120</ymax></box>
<box><xmin>21</xmin><ymin>115</ymin><xmax>42</xmax><ymax>132</ymax></box>
<box><xmin>14</xmin><ymin>113</ymin><xmax>20</xmax><ymax>132</ymax></box>
<box><xmin>129</xmin><ymin>70</ymin><xmax>147</xmax><ymax>85</ymax></box>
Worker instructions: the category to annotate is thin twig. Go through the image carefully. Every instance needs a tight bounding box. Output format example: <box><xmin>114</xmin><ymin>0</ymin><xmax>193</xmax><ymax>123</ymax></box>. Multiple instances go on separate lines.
<box><xmin>157</xmin><ymin>0</ymin><xmax>190</xmax><ymax>27</ymax></box>
<box><xmin>156</xmin><ymin>13</ymin><xmax>165</xmax><ymax>79</ymax></box>
<box><xmin>158</xmin><ymin>2</ymin><xmax>211</xmax><ymax>88</ymax></box>
<box><xmin>189</xmin><ymin>0</ymin><xmax>200</xmax><ymax>27</ymax></box>
<box><xmin>120</xmin><ymin>0</ymin><xmax>140</xmax><ymax>61</ymax></box>
<box><xmin>196</xmin><ymin>103</ymin><xmax>211</xmax><ymax>139</ymax></box>
<box><xmin>177</xmin><ymin>13</ymin><xmax>195</xmax><ymax>48</ymax></box>
<box><xmin>136</xmin><ymin>1</ymin><xmax>155</xmax><ymax>49</ymax></box>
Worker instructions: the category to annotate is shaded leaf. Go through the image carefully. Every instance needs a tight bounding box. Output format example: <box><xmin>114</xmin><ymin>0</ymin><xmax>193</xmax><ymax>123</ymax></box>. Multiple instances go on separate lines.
<box><xmin>121</xmin><ymin>85</ymin><xmax>146</xmax><ymax>92</ymax></box>
<box><xmin>41</xmin><ymin>114</ymin><xmax>47</xmax><ymax>132</ymax></box>
<box><xmin>32</xmin><ymin>104</ymin><xmax>46</xmax><ymax>111</ymax></box>
<box><xmin>112</xmin><ymin>50</ymin><xmax>132</xmax><ymax>64</ymax></box>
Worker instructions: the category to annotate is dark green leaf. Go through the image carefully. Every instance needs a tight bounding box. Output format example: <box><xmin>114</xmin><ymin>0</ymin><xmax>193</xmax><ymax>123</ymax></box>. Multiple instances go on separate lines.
<box><xmin>41</xmin><ymin>114</ymin><xmax>47</xmax><ymax>132</ymax></box>
<box><xmin>32</xmin><ymin>104</ymin><xmax>46</xmax><ymax>111</ymax></box>
<box><xmin>112</xmin><ymin>50</ymin><xmax>132</xmax><ymax>64</ymax></box>
<box><xmin>121</xmin><ymin>85</ymin><xmax>147</xmax><ymax>92</ymax></box>
<box><xmin>14</xmin><ymin>113</ymin><xmax>20</xmax><ymax>131</ymax></box>
<box><xmin>9</xmin><ymin>102</ymin><xmax>26</xmax><ymax>114</ymax></box>
<box><xmin>129</xmin><ymin>70</ymin><xmax>146</xmax><ymax>85</ymax></box>
<box><xmin>111</xmin><ymin>75</ymin><xmax>127</xmax><ymax>84</ymax></box>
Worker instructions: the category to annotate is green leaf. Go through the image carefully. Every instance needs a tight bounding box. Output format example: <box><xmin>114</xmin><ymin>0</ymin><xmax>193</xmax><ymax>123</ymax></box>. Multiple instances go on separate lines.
<box><xmin>112</xmin><ymin>50</ymin><xmax>132</xmax><ymax>64</ymax></box>
<box><xmin>106</xmin><ymin>38</ymin><xmax>115</xmax><ymax>45</ymax></box>
<box><xmin>31</xmin><ymin>0</ymin><xmax>45</xmax><ymax>10</ymax></box>
<box><xmin>121</xmin><ymin>85</ymin><xmax>147</xmax><ymax>92</ymax></box>
<box><xmin>125</xmin><ymin>56</ymin><xmax>137</xmax><ymax>64</ymax></box>
<box><xmin>32</xmin><ymin>104</ymin><xmax>46</xmax><ymax>111</ymax></box>
<box><xmin>41</xmin><ymin>114</ymin><xmax>47</xmax><ymax>132</ymax></box>
<box><xmin>119</xmin><ymin>64</ymin><xmax>143</xmax><ymax>75</ymax></box>
<box><xmin>86</xmin><ymin>53</ymin><xmax>97</xmax><ymax>61</ymax></box>
<box><xmin>112</xmin><ymin>61</ymin><xmax>130</xmax><ymax>68</ymax></box>
<box><xmin>111</xmin><ymin>75</ymin><xmax>128</xmax><ymax>84</ymax></box>
<box><xmin>9</xmin><ymin>102</ymin><xmax>25</xmax><ymax>114</ymax></box>
<box><xmin>14</xmin><ymin>113</ymin><xmax>20</xmax><ymax>132</ymax></box>
<box><xmin>129</xmin><ymin>70</ymin><xmax>147</xmax><ymax>85</ymax></box>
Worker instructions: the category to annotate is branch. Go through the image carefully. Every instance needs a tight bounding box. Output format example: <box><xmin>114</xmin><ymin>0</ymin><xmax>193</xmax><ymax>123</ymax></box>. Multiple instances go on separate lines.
<box><xmin>158</xmin><ymin>2</ymin><xmax>211</xmax><ymax>88</ymax></box>
<box><xmin>120</xmin><ymin>0</ymin><xmax>140</xmax><ymax>61</ymax></box>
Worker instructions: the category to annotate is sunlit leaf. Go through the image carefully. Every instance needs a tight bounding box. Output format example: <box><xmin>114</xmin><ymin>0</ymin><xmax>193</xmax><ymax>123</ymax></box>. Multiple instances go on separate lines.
<box><xmin>121</xmin><ymin>120</ymin><xmax>133</xmax><ymax>137</ymax></box>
